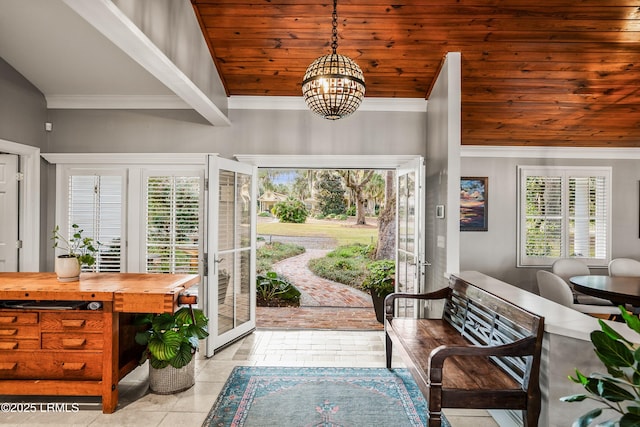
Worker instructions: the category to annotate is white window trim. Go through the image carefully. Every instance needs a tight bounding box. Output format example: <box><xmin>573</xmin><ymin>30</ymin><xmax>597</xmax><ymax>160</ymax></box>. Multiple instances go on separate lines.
<box><xmin>517</xmin><ymin>165</ymin><xmax>612</xmax><ymax>268</ymax></box>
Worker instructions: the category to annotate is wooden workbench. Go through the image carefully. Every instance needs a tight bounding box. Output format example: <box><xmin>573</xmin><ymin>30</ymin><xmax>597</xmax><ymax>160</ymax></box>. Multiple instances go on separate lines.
<box><xmin>0</xmin><ymin>272</ymin><xmax>199</xmax><ymax>413</ymax></box>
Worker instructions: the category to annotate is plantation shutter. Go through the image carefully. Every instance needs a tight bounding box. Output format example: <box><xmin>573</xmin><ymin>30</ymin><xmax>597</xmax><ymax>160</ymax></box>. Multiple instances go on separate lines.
<box><xmin>68</xmin><ymin>175</ymin><xmax>123</xmax><ymax>272</ymax></box>
<box><xmin>145</xmin><ymin>176</ymin><xmax>201</xmax><ymax>274</ymax></box>
<box><xmin>568</xmin><ymin>174</ymin><xmax>608</xmax><ymax>260</ymax></box>
<box><xmin>524</xmin><ymin>174</ymin><xmax>563</xmax><ymax>260</ymax></box>
<box><xmin>518</xmin><ymin>166</ymin><xmax>610</xmax><ymax>267</ymax></box>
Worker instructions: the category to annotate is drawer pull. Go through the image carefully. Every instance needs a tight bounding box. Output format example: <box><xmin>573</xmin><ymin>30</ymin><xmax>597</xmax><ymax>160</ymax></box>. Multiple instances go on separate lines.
<box><xmin>0</xmin><ymin>329</ymin><xmax>17</xmax><ymax>336</ymax></box>
<box><xmin>0</xmin><ymin>342</ymin><xmax>18</xmax><ymax>350</ymax></box>
<box><xmin>0</xmin><ymin>362</ymin><xmax>17</xmax><ymax>370</ymax></box>
<box><xmin>61</xmin><ymin>319</ymin><xmax>86</xmax><ymax>328</ymax></box>
<box><xmin>62</xmin><ymin>338</ymin><xmax>86</xmax><ymax>348</ymax></box>
<box><xmin>0</xmin><ymin>316</ymin><xmax>17</xmax><ymax>324</ymax></box>
<box><xmin>62</xmin><ymin>362</ymin><xmax>86</xmax><ymax>371</ymax></box>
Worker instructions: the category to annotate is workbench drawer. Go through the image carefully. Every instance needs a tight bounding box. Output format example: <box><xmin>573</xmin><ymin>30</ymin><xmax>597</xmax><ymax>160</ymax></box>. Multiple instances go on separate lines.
<box><xmin>0</xmin><ymin>312</ymin><xmax>38</xmax><ymax>325</ymax></box>
<box><xmin>0</xmin><ymin>351</ymin><xmax>102</xmax><ymax>380</ymax></box>
<box><xmin>42</xmin><ymin>332</ymin><xmax>103</xmax><ymax>350</ymax></box>
<box><xmin>0</xmin><ymin>338</ymin><xmax>39</xmax><ymax>350</ymax></box>
<box><xmin>41</xmin><ymin>312</ymin><xmax>103</xmax><ymax>331</ymax></box>
<box><xmin>0</xmin><ymin>325</ymin><xmax>39</xmax><ymax>339</ymax></box>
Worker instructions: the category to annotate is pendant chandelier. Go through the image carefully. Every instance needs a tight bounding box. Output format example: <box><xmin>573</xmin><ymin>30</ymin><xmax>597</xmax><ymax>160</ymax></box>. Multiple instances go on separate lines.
<box><xmin>302</xmin><ymin>0</ymin><xmax>365</xmax><ymax>120</ymax></box>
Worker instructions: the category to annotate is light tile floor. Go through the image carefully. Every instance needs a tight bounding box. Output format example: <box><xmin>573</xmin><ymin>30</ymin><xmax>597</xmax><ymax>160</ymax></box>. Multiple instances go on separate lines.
<box><xmin>0</xmin><ymin>329</ymin><xmax>498</xmax><ymax>426</ymax></box>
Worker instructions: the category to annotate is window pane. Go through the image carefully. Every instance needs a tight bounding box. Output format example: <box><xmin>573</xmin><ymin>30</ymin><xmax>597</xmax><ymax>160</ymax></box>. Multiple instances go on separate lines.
<box><xmin>69</xmin><ymin>175</ymin><xmax>122</xmax><ymax>272</ymax></box>
<box><xmin>146</xmin><ymin>176</ymin><xmax>201</xmax><ymax>274</ymax></box>
<box><xmin>519</xmin><ymin>167</ymin><xmax>610</xmax><ymax>267</ymax></box>
<box><xmin>524</xmin><ymin>176</ymin><xmax>562</xmax><ymax>257</ymax></box>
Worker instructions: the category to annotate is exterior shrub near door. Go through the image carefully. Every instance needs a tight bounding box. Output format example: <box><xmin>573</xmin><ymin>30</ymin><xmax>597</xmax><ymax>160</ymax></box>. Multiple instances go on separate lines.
<box><xmin>272</xmin><ymin>198</ymin><xmax>309</xmax><ymax>223</ymax></box>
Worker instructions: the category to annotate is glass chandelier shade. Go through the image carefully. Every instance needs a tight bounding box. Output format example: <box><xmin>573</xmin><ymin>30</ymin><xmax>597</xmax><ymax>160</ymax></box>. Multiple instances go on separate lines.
<box><xmin>301</xmin><ymin>0</ymin><xmax>365</xmax><ymax>120</ymax></box>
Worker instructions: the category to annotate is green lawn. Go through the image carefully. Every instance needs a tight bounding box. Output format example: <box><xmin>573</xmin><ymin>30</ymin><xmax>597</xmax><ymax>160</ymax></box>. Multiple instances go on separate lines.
<box><xmin>257</xmin><ymin>219</ymin><xmax>378</xmax><ymax>246</ymax></box>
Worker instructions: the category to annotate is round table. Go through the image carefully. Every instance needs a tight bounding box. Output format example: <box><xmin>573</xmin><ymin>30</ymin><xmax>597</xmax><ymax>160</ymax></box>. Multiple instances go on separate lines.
<box><xmin>569</xmin><ymin>275</ymin><xmax>640</xmax><ymax>307</ymax></box>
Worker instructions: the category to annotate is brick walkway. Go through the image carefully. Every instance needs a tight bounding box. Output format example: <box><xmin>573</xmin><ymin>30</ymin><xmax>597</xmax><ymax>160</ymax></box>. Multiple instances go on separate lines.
<box><xmin>256</xmin><ymin>249</ymin><xmax>383</xmax><ymax>331</ymax></box>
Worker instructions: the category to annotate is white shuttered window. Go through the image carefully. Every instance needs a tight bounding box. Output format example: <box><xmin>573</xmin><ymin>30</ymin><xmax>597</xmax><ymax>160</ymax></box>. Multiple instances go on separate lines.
<box><xmin>68</xmin><ymin>173</ymin><xmax>124</xmax><ymax>272</ymax></box>
<box><xmin>518</xmin><ymin>166</ymin><xmax>611</xmax><ymax>267</ymax></box>
<box><xmin>145</xmin><ymin>175</ymin><xmax>202</xmax><ymax>274</ymax></box>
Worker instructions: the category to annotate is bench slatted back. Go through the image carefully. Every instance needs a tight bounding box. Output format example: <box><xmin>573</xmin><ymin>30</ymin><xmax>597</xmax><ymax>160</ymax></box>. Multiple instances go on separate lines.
<box><xmin>443</xmin><ymin>275</ymin><xmax>543</xmax><ymax>389</ymax></box>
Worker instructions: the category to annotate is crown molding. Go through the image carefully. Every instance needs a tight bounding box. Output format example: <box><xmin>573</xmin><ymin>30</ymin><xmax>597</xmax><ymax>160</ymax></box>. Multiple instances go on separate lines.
<box><xmin>46</xmin><ymin>95</ymin><xmax>191</xmax><ymax>109</ymax></box>
<box><xmin>461</xmin><ymin>145</ymin><xmax>640</xmax><ymax>159</ymax></box>
<box><xmin>41</xmin><ymin>153</ymin><xmax>212</xmax><ymax>165</ymax></box>
<box><xmin>234</xmin><ymin>154</ymin><xmax>421</xmax><ymax>169</ymax></box>
<box><xmin>229</xmin><ymin>96</ymin><xmax>427</xmax><ymax>112</ymax></box>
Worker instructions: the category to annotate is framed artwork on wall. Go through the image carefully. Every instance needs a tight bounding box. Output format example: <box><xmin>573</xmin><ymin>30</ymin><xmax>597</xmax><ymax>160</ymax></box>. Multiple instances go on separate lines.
<box><xmin>460</xmin><ymin>177</ymin><xmax>488</xmax><ymax>231</ymax></box>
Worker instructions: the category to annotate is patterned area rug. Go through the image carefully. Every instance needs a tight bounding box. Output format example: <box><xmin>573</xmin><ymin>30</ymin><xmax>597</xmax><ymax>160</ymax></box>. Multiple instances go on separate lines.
<box><xmin>203</xmin><ymin>366</ymin><xmax>449</xmax><ymax>427</ymax></box>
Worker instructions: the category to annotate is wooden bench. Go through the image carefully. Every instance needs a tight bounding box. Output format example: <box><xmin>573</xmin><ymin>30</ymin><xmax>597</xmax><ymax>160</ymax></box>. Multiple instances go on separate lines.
<box><xmin>384</xmin><ymin>274</ymin><xmax>544</xmax><ymax>427</ymax></box>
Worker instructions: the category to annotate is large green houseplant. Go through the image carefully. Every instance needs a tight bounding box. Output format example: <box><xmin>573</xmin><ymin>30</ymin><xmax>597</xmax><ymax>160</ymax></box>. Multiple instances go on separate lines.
<box><xmin>561</xmin><ymin>306</ymin><xmax>640</xmax><ymax>426</ymax></box>
<box><xmin>135</xmin><ymin>306</ymin><xmax>209</xmax><ymax>369</ymax></box>
<box><xmin>134</xmin><ymin>306</ymin><xmax>209</xmax><ymax>394</ymax></box>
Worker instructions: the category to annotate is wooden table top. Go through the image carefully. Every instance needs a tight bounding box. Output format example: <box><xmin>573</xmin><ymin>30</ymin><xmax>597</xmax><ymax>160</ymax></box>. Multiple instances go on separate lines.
<box><xmin>570</xmin><ymin>275</ymin><xmax>640</xmax><ymax>306</ymax></box>
<box><xmin>0</xmin><ymin>272</ymin><xmax>199</xmax><ymax>313</ymax></box>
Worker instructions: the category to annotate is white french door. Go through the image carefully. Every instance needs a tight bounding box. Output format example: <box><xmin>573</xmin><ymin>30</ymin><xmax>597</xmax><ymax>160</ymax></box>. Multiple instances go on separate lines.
<box><xmin>395</xmin><ymin>157</ymin><xmax>427</xmax><ymax>317</ymax></box>
<box><xmin>206</xmin><ymin>156</ymin><xmax>257</xmax><ymax>356</ymax></box>
<box><xmin>0</xmin><ymin>154</ymin><xmax>19</xmax><ymax>272</ymax></box>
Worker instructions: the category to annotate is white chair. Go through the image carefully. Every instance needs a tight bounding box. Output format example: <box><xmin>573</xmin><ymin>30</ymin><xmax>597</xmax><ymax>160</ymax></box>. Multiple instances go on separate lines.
<box><xmin>608</xmin><ymin>258</ymin><xmax>640</xmax><ymax>277</ymax></box>
<box><xmin>536</xmin><ymin>270</ymin><xmax>621</xmax><ymax>318</ymax></box>
<box><xmin>552</xmin><ymin>258</ymin><xmax>613</xmax><ymax>306</ymax></box>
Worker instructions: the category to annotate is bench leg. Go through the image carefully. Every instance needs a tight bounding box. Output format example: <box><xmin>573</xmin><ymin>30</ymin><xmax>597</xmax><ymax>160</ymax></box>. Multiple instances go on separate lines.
<box><xmin>523</xmin><ymin>408</ymin><xmax>539</xmax><ymax>427</ymax></box>
<box><xmin>385</xmin><ymin>332</ymin><xmax>392</xmax><ymax>369</ymax></box>
<box><xmin>428</xmin><ymin>411</ymin><xmax>443</xmax><ymax>427</ymax></box>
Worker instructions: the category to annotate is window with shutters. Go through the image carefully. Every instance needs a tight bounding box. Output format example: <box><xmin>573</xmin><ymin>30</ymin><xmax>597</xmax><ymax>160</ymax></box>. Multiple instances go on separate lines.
<box><xmin>517</xmin><ymin>166</ymin><xmax>611</xmax><ymax>267</ymax></box>
<box><xmin>145</xmin><ymin>174</ymin><xmax>201</xmax><ymax>274</ymax></box>
<box><xmin>67</xmin><ymin>173</ymin><xmax>124</xmax><ymax>272</ymax></box>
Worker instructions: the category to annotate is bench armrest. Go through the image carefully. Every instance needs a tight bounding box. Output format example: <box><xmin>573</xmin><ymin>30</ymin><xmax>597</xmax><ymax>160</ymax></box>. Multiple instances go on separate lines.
<box><xmin>384</xmin><ymin>287</ymin><xmax>450</xmax><ymax>319</ymax></box>
<box><xmin>427</xmin><ymin>336</ymin><xmax>538</xmax><ymax>381</ymax></box>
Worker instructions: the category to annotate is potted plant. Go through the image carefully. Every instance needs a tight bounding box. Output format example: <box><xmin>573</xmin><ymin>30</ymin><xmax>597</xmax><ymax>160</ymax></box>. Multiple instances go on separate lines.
<box><xmin>361</xmin><ymin>260</ymin><xmax>395</xmax><ymax>323</ymax></box>
<box><xmin>134</xmin><ymin>306</ymin><xmax>209</xmax><ymax>394</ymax></box>
<box><xmin>561</xmin><ymin>306</ymin><xmax>640</xmax><ymax>425</ymax></box>
<box><xmin>51</xmin><ymin>224</ymin><xmax>99</xmax><ymax>281</ymax></box>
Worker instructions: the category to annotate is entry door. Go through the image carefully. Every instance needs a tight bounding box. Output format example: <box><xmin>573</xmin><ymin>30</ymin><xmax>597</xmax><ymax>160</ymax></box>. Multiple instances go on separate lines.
<box><xmin>0</xmin><ymin>154</ymin><xmax>19</xmax><ymax>272</ymax></box>
<box><xmin>206</xmin><ymin>156</ymin><xmax>257</xmax><ymax>356</ymax></box>
<box><xmin>395</xmin><ymin>157</ymin><xmax>426</xmax><ymax>317</ymax></box>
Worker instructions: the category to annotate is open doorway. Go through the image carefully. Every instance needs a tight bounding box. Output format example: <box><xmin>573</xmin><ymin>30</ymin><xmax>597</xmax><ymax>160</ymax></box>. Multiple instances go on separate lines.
<box><xmin>234</xmin><ymin>154</ymin><xmax>426</xmax><ymax>332</ymax></box>
<box><xmin>255</xmin><ymin>168</ymin><xmax>393</xmax><ymax>330</ymax></box>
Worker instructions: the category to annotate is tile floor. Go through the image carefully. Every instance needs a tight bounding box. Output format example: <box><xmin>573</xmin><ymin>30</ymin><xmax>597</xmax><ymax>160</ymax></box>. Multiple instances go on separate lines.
<box><xmin>0</xmin><ymin>329</ymin><xmax>499</xmax><ymax>427</ymax></box>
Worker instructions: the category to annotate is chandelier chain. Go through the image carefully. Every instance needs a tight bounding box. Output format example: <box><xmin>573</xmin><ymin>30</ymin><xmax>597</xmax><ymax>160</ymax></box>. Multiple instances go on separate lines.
<box><xmin>331</xmin><ymin>0</ymin><xmax>338</xmax><ymax>54</ymax></box>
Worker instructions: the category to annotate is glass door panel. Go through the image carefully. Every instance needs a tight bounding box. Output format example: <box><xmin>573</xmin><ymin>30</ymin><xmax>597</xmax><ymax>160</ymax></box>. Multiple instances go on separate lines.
<box><xmin>207</xmin><ymin>156</ymin><xmax>256</xmax><ymax>355</ymax></box>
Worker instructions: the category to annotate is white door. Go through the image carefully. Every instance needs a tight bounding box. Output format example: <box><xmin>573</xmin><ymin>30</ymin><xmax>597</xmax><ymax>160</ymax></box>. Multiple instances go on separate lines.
<box><xmin>0</xmin><ymin>154</ymin><xmax>19</xmax><ymax>272</ymax></box>
<box><xmin>395</xmin><ymin>157</ymin><xmax>427</xmax><ymax>317</ymax></box>
<box><xmin>206</xmin><ymin>156</ymin><xmax>257</xmax><ymax>355</ymax></box>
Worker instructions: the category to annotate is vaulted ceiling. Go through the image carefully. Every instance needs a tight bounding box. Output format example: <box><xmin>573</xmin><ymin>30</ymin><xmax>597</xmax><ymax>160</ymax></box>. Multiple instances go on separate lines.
<box><xmin>192</xmin><ymin>0</ymin><xmax>640</xmax><ymax>147</ymax></box>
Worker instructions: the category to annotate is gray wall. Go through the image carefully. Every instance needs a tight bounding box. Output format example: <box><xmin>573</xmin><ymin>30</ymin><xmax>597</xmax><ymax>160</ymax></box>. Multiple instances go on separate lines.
<box><xmin>0</xmin><ymin>57</ymin><xmax>48</xmax><ymax>150</ymax></box>
<box><xmin>460</xmin><ymin>156</ymin><xmax>640</xmax><ymax>292</ymax></box>
<box><xmin>0</xmin><ymin>57</ymin><xmax>50</xmax><ymax>270</ymax></box>
<box><xmin>46</xmin><ymin>108</ymin><xmax>427</xmax><ymax>157</ymax></box>
<box><xmin>426</xmin><ymin>53</ymin><xmax>461</xmax><ymax>299</ymax></box>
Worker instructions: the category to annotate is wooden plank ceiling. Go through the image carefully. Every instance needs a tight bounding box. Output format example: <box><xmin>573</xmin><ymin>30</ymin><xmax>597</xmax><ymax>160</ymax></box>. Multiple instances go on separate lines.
<box><xmin>191</xmin><ymin>0</ymin><xmax>640</xmax><ymax>147</ymax></box>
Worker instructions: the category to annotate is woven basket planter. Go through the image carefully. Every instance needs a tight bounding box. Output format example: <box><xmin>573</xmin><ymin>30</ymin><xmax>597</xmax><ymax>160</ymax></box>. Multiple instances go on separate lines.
<box><xmin>149</xmin><ymin>357</ymin><xmax>195</xmax><ymax>394</ymax></box>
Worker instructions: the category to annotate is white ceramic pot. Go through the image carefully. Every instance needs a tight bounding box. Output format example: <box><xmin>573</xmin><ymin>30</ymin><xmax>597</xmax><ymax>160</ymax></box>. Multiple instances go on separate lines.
<box><xmin>55</xmin><ymin>255</ymin><xmax>81</xmax><ymax>282</ymax></box>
